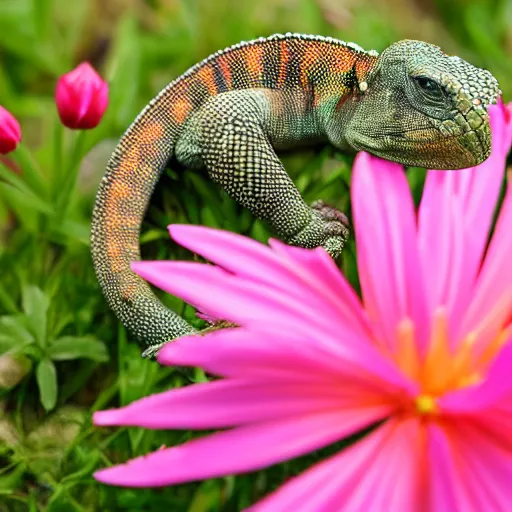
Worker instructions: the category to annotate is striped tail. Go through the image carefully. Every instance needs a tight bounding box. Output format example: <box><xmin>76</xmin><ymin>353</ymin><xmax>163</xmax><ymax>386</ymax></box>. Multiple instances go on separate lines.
<box><xmin>90</xmin><ymin>99</ymin><xmax>196</xmax><ymax>356</ymax></box>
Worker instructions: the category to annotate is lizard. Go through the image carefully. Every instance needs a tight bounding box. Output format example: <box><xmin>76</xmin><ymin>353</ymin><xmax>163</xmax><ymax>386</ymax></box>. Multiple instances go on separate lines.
<box><xmin>90</xmin><ymin>33</ymin><xmax>500</xmax><ymax>357</ymax></box>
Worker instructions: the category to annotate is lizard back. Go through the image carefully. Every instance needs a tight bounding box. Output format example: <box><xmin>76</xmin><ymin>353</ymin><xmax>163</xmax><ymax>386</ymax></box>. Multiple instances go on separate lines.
<box><xmin>91</xmin><ymin>34</ymin><xmax>377</xmax><ymax>349</ymax></box>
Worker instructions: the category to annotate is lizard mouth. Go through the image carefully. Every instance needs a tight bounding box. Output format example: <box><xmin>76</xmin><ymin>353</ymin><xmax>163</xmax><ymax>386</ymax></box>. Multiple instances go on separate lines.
<box><xmin>379</xmin><ymin>127</ymin><xmax>490</xmax><ymax>169</ymax></box>
<box><xmin>347</xmin><ymin>117</ymin><xmax>490</xmax><ymax>169</ymax></box>
<box><xmin>389</xmin><ymin>122</ymin><xmax>487</xmax><ymax>143</ymax></box>
<box><xmin>385</xmin><ymin>116</ymin><xmax>491</xmax><ymax>168</ymax></box>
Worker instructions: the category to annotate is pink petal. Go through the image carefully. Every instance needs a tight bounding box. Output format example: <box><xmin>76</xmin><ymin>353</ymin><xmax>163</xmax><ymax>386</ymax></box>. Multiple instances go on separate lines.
<box><xmin>455</xmin><ymin>420</ymin><xmax>512</xmax><ymax>509</ymax></box>
<box><xmin>55</xmin><ymin>62</ymin><xmax>108</xmax><ymax>129</ymax></box>
<box><xmin>457</xmin><ymin>179</ymin><xmax>512</xmax><ymax>350</ymax></box>
<box><xmin>76</xmin><ymin>80</ymin><xmax>96</xmax><ymax>121</ymax></box>
<box><xmin>351</xmin><ymin>152</ymin><xmax>429</xmax><ymax>352</ymax></box>
<box><xmin>131</xmin><ymin>260</ymin><xmax>414</xmax><ymax>389</ymax></box>
<box><xmin>427</xmin><ymin>421</ymin><xmax>512</xmax><ymax>512</ymax></box>
<box><xmin>462</xmin><ymin>103</ymin><xmax>512</xmax><ymax>239</ymax></box>
<box><xmin>131</xmin><ymin>261</ymin><xmax>326</xmax><ymax>334</ymax></box>
<box><xmin>169</xmin><ymin>225</ymin><xmax>371</xmax><ymax>340</ymax></box>
<box><xmin>268</xmin><ymin>239</ymin><xmax>372</xmax><ymax>338</ymax></box>
<box><xmin>157</xmin><ymin>329</ymin><xmax>411</xmax><ymax>393</ymax></box>
<box><xmin>418</xmin><ymin>170</ymin><xmax>469</xmax><ymax>337</ymax></box>
<box><xmin>249</xmin><ymin>419</ymin><xmax>423</xmax><ymax>512</ymax></box>
<box><xmin>464</xmin><ymin>412</ymin><xmax>512</xmax><ymax>451</ymax></box>
<box><xmin>94</xmin><ymin>407</ymin><xmax>387</xmax><ymax>487</ymax></box>
<box><xmin>426</xmin><ymin>424</ymin><xmax>473</xmax><ymax>512</ymax></box>
<box><xmin>440</xmin><ymin>340</ymin><xmax>512</xmax><ymax>412</ymax></box>
<box><xmin>93</xmin><ymin>375</ymin><xmax>393</xmax><ymax>430</ymax></box>
<box><xmin>81</xmin><ymin>80</ymin><xmax>109</xmax><ymax>128</ymax></box>
<box><xmin>0</xmin><ymin>105</ymin><xmax>22</xmax><ymax>154</ymax></box>
<box><xmin>419</xmin><ymin>104</ymin><xmax>511</xmax><ymax>340</ymax></box>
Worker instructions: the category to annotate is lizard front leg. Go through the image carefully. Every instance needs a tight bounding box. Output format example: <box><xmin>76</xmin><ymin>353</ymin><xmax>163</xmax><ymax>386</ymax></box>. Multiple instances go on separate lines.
<box><xmin>175</xmin><ymin>90</ymin><xmax>349</xmax><ymax>257</ymax></box>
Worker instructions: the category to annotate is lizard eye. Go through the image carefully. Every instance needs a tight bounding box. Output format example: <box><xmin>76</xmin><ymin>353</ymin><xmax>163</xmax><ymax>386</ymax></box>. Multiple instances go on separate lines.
<box><xmin>414</xmin><ymin>76</ymin><xmax>444</xmax><ymax>98</ymax></box>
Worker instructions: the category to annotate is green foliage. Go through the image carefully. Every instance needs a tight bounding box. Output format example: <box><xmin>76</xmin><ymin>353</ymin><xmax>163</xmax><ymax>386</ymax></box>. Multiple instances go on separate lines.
<box><xmin>1</xmin><ymin>284</ymin><xmax>108</xmax><ymax>411</ymax></box>
<box><xmin>0</xmin><ymin>0</ymin><xmax>509</xmax><ymax>510</ymax></box>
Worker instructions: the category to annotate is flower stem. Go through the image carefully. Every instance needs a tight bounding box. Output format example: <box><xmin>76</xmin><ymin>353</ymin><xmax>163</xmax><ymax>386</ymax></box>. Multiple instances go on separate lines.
<box><xmin>52</xmin><ymin>120</ymin><xmax>63</xmax><ymax>200</ymax></box>
<box><xmin>55</xmin><ymin>130</ymin><xmax>87</xmax><ymax>217</ymax></box>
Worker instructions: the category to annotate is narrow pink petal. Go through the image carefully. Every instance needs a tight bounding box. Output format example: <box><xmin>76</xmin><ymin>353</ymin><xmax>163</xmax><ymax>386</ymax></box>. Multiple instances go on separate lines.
<box><xmin>464</xmin><ymin>412</ymin><xmax>512</xmax><ymax>450</ymax></box>
<box><xmin>352</xmin><ymin>152</ymin><xmax>429</xmax><ymax>352</ymax></box>
<box><xmin>158</xmin><ymin>329</ymin><xmax>362</xmax><ymax>380</ymax></box>
<box><xmin>169</xmin><ymin>224</ymin><xmax>305</xmax><ymax>290</ymax></box>
<box><xmin>93</xmin><ymin>376</ymin><xmax>393</xmax><ymax>430</ymax></box>
<box><xmin>0</xmin><ymin>106</ymin><xmax>21</xmax><ymax>153</ymax></box>
<box><xmin>81</xmin><ymin>81</ymin><xmax>109</xmax><ymax>127</ymax></box>
<box><xmin>132</xmin><ymin>260</ymin><xmax>330</xmax><ymax>333</ymax></box>
<box><xmin>462</xmin><ymin>103</ymin><xmax>512</xmax><ymax>236</ymax></box>
<box><xmin>76</xmin><ymin>80</ymin><xmax>96</xmax><ymax>120</ymax></box>
<box><xmin>131</xmin><ymin>260</ymin><xmax>415</xmax><ymax>390</ymax></box>
<box><xmin>169</xmin><ymin>225</ymin><xmax>371</xmax><ymax>340</ymax></box>
<box><xmin>457</xmin><ymin>179</ymin><xmax>512</xmax><ymax>349</ymax></box>
<box><xmin>94</xmin><ymin>408</ymin><xmax>387</xmax><ymax>487</ymax></box>
<box><xmin>419</xmin><ymin>103</ymin><xmax>511</xmax><ymax>340</ymax></box>
<box><xmin>157</xmin><ymin>329</ymin><xmax>411</xmax><ymax>394</ymax></box>
<box><xmin>440</xmin><ymin>340</ymin><xmax>512</xmax><ymax>412</ymax></box>
<box><xmin>268</xmin><ymin>240</ymin><xmax>373</xmax><ymax>338</ymax></box>
<box><xmin>418</xmin><ymin>171</ymin><xmax>469</xmax><ymax>337</ymax></box>
<box><xmin>426</xmin><ymin>424</ymin><xmax>473</xmax><ymax>512</ymax></box>
<box><xmin>427</xmin><ymin>420</ymin><xmax>512</xmax><ymax>512</ymax></box>
<box><xmin>249</xmin><ymin>419</ymin><xmax>423</xmax><ymax>512</ymax></box>
<box><xmin>455</xmin><ymin>420</ymin><xmax>512</xmax><ymax>509</ymax></box>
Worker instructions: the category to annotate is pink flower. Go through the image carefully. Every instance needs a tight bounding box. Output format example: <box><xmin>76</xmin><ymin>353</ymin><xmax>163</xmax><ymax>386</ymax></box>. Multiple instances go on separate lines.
<box><xmin>0</xmin><ymin>106</ymin><xmax>21</xmax><ymax>154</ymax></box>
<box><xmin>55</xmin><ymin>62</ymin><xmax>108</xmax><ymax>129</ymax></box>
<box><xmin>93</xmin><ymin>103</ymin><xmax>512</xmax><ymax>511</ymax></box>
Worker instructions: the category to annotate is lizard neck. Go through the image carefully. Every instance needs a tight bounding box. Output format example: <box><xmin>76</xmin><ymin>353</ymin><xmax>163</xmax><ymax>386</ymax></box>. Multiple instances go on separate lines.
<box><xmin>262</xmin><ymin>45</ymin><xmax>380</xmax><ymax>151</ymax></box>
<box><xmin>314</xmin><ymin>50</ymin><xmax>379</xmax><ymax>149</ymax></box>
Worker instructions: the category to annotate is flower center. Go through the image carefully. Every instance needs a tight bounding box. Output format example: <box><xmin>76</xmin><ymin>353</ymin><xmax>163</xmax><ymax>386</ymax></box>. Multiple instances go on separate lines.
<box><xmin>414</xmin><ymin>394</ymin><xmax>437</xmax><ymax>415</ymax></box>
<box><xmin>393</xmin><ymin>307</ymin><xmax>509</xmax><ymax>416</ymax></box>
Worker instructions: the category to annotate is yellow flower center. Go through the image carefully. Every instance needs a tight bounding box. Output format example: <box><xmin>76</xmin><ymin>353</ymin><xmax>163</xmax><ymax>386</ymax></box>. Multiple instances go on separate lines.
<box><xmin>415</xmin><ymin>394</ymin><xmax>437</xmax><ymax>415</ymax></box>
<box><xmin>391</xmin><ymin>307</ymin><xmax>510</xmax><ymax>418</ymax></box>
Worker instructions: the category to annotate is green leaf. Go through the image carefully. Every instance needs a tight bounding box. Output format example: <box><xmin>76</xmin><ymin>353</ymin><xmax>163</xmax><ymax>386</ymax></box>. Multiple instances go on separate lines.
<box><xmin>55</xmin><ymin>130</ymin><xmax>88</xmax><ymax>216</ymax></box>
<box><xmin>22</xmin><ymin>285</ymin><xmax>49</xmax><ymax>347</ymax></box>
<box><xmin>0</xmin><ymin>315</ymin><xmax>35</xmax><ymax>354</ymax></box>
<box><xmin>0</xmin><ymin>315</ymin><xmax>34</xmax><ymax>343</ymax></box>
<box><xmin>48</xmin><ymin>336</ymin><xmax>109</xmax><ymax>362</ymax></box>
<box><xmin>11</xmin><ymin>144</ymin><xmax>48</xmax><ymax>197</ymax></box>
<box><xmin>54</xmin><ymin>218</ymin><xmax>91</xmax><ymax>245</ymax></box>
<box><xmin>0</xmin><ymin>283</ymin><xmax>18</xmax><ymax>314</ymax></box>
<box><xmin>36</xmin><ymin>359</ymin><xmax>57</xmax><ymax>411</ymax></box>
<box><xmin>0</xmin><ymin>183</ymin><xmax>38</xmax><ymax>232</ymax></box>
<box><xmin>32</xmin><ymin>0</ymin><xmax>53</xmax><ymax>40</ymax></box>
<box><xmin>0</xmin><ymin>464</ymin><xmax>26</xmax><ymax>492</ymax></box>
<box><xmin>0</xmin><ymin>162</ymin><xmax>53</xmax><ymax>214</ymax></box>
<box><xmin>0</xmin><ymin>181</ymin><xmax>53</xmax><ymax>217</ymax></box>
<box><xmin>200</xmin><ymin>206</ymin><xmax>222</xmax><ymax>228</ymax></box>
<box><xmin>0</xmin><ymin>335</ymin><xmax>17</xmax><ymax>354</ymax></box>
<box><xmin>140</xmin><ymin>228</ymin><xmax>170</xmax><ymax>245</ymax></box>
<box><xmin>107</xmin><ymin>16</ymin><xmax>142</xmax><ymax>129</ymax></box>
<box><xmin>59</xmin><ymin>451</ymin><xmax>101</xmax><ymax>484</ymax></box>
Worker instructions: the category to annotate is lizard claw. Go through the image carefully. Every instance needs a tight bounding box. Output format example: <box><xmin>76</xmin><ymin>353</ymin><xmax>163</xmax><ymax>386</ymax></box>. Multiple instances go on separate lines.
<box><xmin>287</xmin><ymin>200</ymin><xmax>350</xmax><ymax>259</ymax></box>
<box><xmin>311</xmin><ymin>200</ymin><xmax>350</xmax><ymax>228</ymax></box>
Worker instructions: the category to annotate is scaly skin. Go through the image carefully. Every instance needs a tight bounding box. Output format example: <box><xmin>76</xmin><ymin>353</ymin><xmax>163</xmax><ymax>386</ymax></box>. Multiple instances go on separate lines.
<box><xmin>91</xmin><ymin>33</ymin><xmax>500</xmax><ymax>357</ymax></box>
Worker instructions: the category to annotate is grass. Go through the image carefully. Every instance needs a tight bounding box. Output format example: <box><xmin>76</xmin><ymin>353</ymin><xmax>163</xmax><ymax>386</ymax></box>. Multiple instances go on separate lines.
<box><xmin>0</xmin><ymin>0</ymin><xmax>510</xmax><ymax>510</ymax></box>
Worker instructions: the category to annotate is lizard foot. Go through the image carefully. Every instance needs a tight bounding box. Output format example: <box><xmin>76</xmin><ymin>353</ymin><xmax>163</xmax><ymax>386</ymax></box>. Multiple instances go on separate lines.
<box><xmin>141</xmin><ymin>319</ymin><xmax>237</xmax><ymax>359</ymax></box>
<box><xmin>141</xmin><ymin>342</ymin><xmax>167</xmax><ymax>359</ymax></box>
<box><xmin>287</xmin><ymin>200</ymin><xmax>350</xmax><ymax>259</ymax></box>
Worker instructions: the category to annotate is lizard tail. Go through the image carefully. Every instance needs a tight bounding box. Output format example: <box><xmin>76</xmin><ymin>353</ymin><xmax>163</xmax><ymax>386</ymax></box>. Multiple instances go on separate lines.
<box><xmin>90</xmin><ymin>102</ymin><xmax>196</xmax><ymax>355</ymax></box>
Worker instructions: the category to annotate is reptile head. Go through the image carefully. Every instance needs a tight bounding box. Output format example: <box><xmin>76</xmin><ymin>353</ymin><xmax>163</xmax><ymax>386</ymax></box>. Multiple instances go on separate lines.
<box><xmin>340</xmin><ymin>40</ymin><xmax>500</xmax><ymax>169</ymax></box>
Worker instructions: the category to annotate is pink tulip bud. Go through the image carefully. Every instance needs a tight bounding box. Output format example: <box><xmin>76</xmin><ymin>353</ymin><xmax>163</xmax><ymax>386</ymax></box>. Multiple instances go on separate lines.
<box><xmin>0</xmin><ymin>106</ymin><xmax>21</xmax><ymax>154</ymax></box>
<box><xmin>55</xmin><ymin>63</ymin><xmax>109</xmax><ymax>130</ymax></box>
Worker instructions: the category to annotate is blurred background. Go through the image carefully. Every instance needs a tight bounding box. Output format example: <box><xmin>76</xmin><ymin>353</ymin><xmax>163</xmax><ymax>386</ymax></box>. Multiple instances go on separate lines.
<box><xmin>0</xmin><ymin>0</ymin><xmax>510</xmax><ymax>510</ymax></box>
